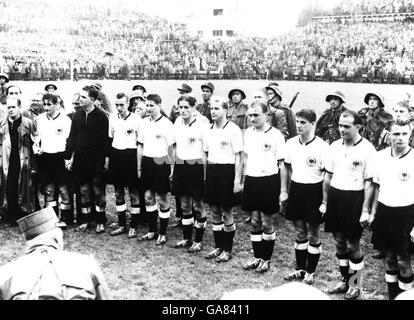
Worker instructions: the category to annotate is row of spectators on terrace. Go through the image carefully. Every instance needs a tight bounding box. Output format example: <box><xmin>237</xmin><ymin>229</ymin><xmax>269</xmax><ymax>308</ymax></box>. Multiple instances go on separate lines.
<box><xmin>2</xmin><ymin>19</ymin><xmax>414</xmax><ymax>83</ymax></box>
<box><xmin>315</xmin><ymin>0</ymin><xmax>414</xmax><ymax>16</ymax></box>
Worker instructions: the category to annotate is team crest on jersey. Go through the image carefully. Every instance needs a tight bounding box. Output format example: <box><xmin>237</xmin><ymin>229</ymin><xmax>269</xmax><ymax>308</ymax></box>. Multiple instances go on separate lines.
<box><xmin>155</xmin><ymin>134</ymin><xmax>163</xmax><ymax>140</ymax></box>
<box><xmin>262</xmin><ymin>141</ymin><xmax>271</xmax><ymax>152</ymax></box>
<box><xmin>221</xmin><ymin>140</ymin><xmax>229</xmax><ymax>148</ymax></box>
<box><xmin>352</xmin><ymin>160</ymin><xmax>362</xmax><ymax>170</ymax></box>
<box><xmin>306</xmin><ymin>156</ymin><xmax>317</xmax><ymax>167</ymax></box>
<box><xmin>125</xmin><ymin>128</ymin><xmax>134</xmax><ymax>136</ymax></box>
<box><xmin>399</xmin><ymin>170</ymin><xmax>410</xmax><ymax>181</ymax></box>
<box><xmin>55</xmin><ymin>127</ymin><xmax>63</xmax><ymax>135</ymax></box>
<box><xmin>188</xmin><ymin>137</ymin><xmax>196</xmax><ymax>144</ymax></box>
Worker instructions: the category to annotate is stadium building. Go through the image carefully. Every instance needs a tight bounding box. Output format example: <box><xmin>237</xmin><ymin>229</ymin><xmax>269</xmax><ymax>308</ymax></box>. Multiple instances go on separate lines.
<box><xmin>184</xmin><ymin>0</ymin><xmax>240</xmax><ymax>39</ymax></box>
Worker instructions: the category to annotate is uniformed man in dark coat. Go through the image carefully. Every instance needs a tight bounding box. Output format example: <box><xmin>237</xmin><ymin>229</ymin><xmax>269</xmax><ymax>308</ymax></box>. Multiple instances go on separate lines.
<box><xmin>315</xmin><ymin>90</ymin><xmax>347</xmax><ymax>145</ymax></box>
<box><xmin>358</xmin><ymin>91</ymin><xmax>393</xmax><ymax>151</ymax></box>
<box><xmin>196</xmin><ymin>82</ymin><xmax>214</xmax><ymax>122</ymax></box>
<box><xmin>0</xmin><ymin>207</ymin><xmax>110</xmax><ymax>300</ymax></box>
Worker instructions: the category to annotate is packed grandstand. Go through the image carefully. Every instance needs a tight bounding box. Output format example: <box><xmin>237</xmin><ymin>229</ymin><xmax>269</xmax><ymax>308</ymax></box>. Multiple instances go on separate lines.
<box><xmin>0</xmin><ymin>0</ymin><xmax>413</xmax><ymax>83</ymax></box>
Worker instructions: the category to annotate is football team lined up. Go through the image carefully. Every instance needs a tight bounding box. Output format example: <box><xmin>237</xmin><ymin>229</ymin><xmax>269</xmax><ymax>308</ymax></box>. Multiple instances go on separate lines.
<box><xmin>0</xmin><ymin>71</ymin><xmax>413</xmax><ymax>300</ymax></box>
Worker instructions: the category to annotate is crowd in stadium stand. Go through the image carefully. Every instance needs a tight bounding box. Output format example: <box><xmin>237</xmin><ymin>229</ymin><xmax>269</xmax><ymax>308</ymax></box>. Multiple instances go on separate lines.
<box><xmin>316</xmin><ymin>0</ymin><xmax>414</xmax><ymax>16</ymax></box>
<box><xmin>0</xmin><ymin>0</ymin><xmax>414</xmax><ymax>83</ymax></box>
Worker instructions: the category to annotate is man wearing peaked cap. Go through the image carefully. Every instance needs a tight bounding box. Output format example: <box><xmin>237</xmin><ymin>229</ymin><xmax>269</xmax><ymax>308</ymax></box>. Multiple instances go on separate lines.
<box><xmin>177</xmin><ymin>83</ymin><xmax>192</xmax><ymax>94</ymax></box>
<box><xmin>227</xmin><ymin>88</ymin><xmax>248</xmax><ymax>130</ymax></box>
<box><xmin>201</xmin><ymin>82</ymin><xmax>215</xmax><ymax>93</ymax></box>
<box><xmin>0</xmin><ymin>207</ymin><xmax>110</xmax><ymax>300</ymax></box>
<box><xmin>266</xmin><ymin>84</ymin><xmax>297</xmax><ymax>139</ymax></box>
<box><xmin>170</xmin><ymin>83</ymin><xmax>193</xmax><ymax>123</ymax></box>
<box><xmin>196</xmin><ymin>82</ymin><xmax>215</xmax><ymax>123</ymax></box>
<box><xmin>315</xmin><ymin>90</ymin><xmax>348</xmax><ymax>145</ymax></box>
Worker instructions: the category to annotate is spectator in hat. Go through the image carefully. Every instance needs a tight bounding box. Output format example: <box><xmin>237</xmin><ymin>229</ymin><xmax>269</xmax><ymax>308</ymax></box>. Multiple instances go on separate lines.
<box><xmin>132</xmin><ymin>85</ymin><xmax>146</xmax><ymax>96</ymax></box>
<box><xmin>0</xmin><ymin>207</ymin><xmax>110</xmax><ymax>300</ymax></box>
<box><xmin>44</xmin><ymin>84</ymin><xmax>57</xmax><ymax>94</ymax></box>
<box><xmin>169</xmin><ymin>83</ymin><xmax>192</xmax><ymax>124</ymax></box>
<box><xmin>315</xmin><ymin>90</ymin><xmax>347</xmax><ymax>145</ymax></box>
<box><xmin>0</xmin><ymin>97</ymin><xmax>37</xmax><ymax>224</ymax></box>
<box><xmin>196</xmin><ymin>82</ymin><xmax>214</xmax><ymax>123</ymax></box>
<box><xmin>91</xmin><ymin>82</ymin><xmax>102</xmax><ymax>91</ymax></box>
<box><xmin>266</xmin><ymin>84</ymin><xmax>297</xmax><ymax>139</ymax></box>
<box><xmin>0</xmin><ymin>72</ymin><xmax>9</xmax><ymax>105</ymax></box>
<box><xmin>358</xmin><ymin>91</ymin><xmax>393</xmax><ymax>151</ymax></box>
<box><xmin>129</xmin><ymin>91</ymin><xmax>146</xmax><ymax>114</ymax></box>
<box><xmin>227</xmin><ymin>88</ymin><xmax>248</xmax><ymax>130</ymax></box>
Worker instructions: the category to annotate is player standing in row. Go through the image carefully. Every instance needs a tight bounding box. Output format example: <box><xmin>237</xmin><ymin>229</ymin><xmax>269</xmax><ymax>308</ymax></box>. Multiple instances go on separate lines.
<box><xmin>172</xmin><ymin>95</ymin><xmax>209</xmax><ymax>252</ymax></box>
<box><xmin>169</xmin><ymin>84</ymin><xmax>193</xmax><ymax>228</ymax></box>
<box><xmin>65</xmin><ymin>86</ymin><xmax>110</xmax><ymax>233</ymax></box>
<box><xmin>35</xmin><ymin>94</ymin><xmax>72</xmax><ymax>228</ymax></box>
<box><xmin>137</xmin><ymin>94</ymin><xmax>175</xmax><ymax>245</ymax></box>
<box><xmin>283</xmin><ymin>109</ymin><xmax>329</xmax><ymax>284</ymax></box>
<box><xmin>204</xmin><ymin>96</ymin><xmax>243</xmax><ymax>262</ymax></box>
<box><xmin>323</xmin><ymin>110</ymin><xmax>376</xmax><ymax>300</ymax></box>
<box><xmin>242</xmin><ymin>100</ymin><xmax>286</xmax><ymax>273</ymax></box>
<box><xmin>108</xmin><ymin>93</ymin><xmax>142</xmax><ymax>237</ymax></box>
<box><xmin>370</xmin><ymin>119</ymin><xmax>414</xmax><ymax>299</ymax></box>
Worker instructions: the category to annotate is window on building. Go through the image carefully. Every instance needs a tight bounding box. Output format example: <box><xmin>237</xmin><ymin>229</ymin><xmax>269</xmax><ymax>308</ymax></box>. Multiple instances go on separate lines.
<box><xmin>213</xmin><ymin>9</ymin><xmax>223</xmax><ymax>16</ymax></box>
<box><xmin>226</xmin><ymin>30</ymin><xmax>234</xmax><ymax>36</ymax></box>
<box><xmin>213</xmin><ymin>30</ymin><xmax>223</xmax><ymax>36</ymax></box>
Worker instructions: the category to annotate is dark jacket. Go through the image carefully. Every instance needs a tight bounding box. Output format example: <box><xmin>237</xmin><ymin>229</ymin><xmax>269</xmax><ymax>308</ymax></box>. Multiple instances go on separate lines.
<box><xmin>315</xmin><ymin>106</ymin><xmax>347</xmax><ymax>145</ymax></box>
<box><xmin>196</xmin><ymin>101</ymin><xmax>212</xmax><ymax>123</ymax></box>
<box><xmin>0</xmin><ymin>116</ymin><xmax>37</xmax><ymax>214</ymax></box>
<box><xmin>227</xmin><ymin>102</ymin><xmax>248</xmax><ymax>130</ymax></box>
<box><xmin>270</xmin><ymin>102</ymin><xmax>297</xmax><ymax>138</ymax></box>
<box><xmin>358</xmin><ymin>107</ymin><xmax>393</xmax><ymax>150</ymax></box>
<box><xmin>65</xmin><ymin>107</ymin><xmax>110</xmax><ymax>159</ymax></box>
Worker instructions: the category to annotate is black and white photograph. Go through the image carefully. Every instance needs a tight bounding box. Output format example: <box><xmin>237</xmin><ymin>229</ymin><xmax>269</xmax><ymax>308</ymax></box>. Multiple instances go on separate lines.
<box><xmin>0</xmin><ymin>0</ymin><xmax>414</xmax><ymax>306</ymax></box>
